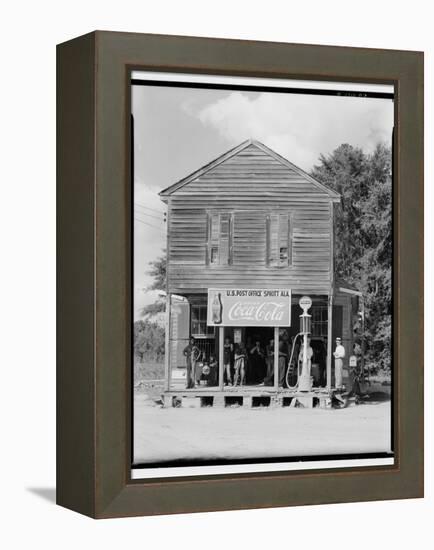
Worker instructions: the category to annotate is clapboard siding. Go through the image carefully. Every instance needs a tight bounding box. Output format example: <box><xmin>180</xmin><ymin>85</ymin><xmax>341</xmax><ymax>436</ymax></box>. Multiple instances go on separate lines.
<box><xmin>167</xmin><ymin>197</ymin><xmax>333</xmax><ymax>293</ymax></box>
<box><xmin>162</xmin><ymin>142</ymin><xmax>336</xmax><ymax>295</ymax></box>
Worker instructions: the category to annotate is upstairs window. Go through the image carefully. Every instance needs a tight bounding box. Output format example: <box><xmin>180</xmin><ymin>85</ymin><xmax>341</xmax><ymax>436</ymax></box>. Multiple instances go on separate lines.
<box><xmin>266</xmin><ymin>212</ymin><xmax>292</xmax><ymax>267</ymax></box>
<box><xmin>210</xmin><ymin>246</ymin><xmax>218</xmax><ymax>264</ymax></box>
<box><xmin>207</xmin><ymin>212</ymin><xmax>233</xmax><ymax>265</ymax></box>
<box><xmin>279</xmin><ymin>246</ymin><xmax>289</xmax><ymax>262</ymax></box>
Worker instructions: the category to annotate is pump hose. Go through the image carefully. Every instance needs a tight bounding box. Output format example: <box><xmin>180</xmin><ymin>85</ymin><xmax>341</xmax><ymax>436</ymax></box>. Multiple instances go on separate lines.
<box><xmin>285</xmin><ymin>333</ymin><xmax>303</xmax><ymax>390</ymax></box>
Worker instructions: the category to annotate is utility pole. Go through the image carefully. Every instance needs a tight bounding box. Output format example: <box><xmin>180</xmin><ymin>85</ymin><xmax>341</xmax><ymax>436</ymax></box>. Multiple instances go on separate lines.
<box><xmin>360</xmin><ymin>297</ymin><xmax>367</xmax><ymax>380</ymax></box>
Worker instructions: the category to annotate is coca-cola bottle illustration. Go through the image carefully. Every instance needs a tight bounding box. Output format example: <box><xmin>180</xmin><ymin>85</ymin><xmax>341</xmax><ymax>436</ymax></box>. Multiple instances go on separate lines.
<box><xmin>212</xmin><ymin>292</ymin><xmax>223</xmax><ymax>324</ymax></box>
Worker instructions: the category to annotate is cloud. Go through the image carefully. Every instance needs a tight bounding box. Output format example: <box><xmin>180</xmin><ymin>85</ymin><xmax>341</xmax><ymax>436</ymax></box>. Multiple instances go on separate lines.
<box><xmin>196</xmin><ymin>91</ymin><xmax>394</xmax><ymax>170</ymax></box>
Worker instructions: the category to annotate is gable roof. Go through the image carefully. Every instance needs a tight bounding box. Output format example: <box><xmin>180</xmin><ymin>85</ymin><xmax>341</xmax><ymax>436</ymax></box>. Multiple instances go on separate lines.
<box><xmin>159</xmin><ymin>139</ymin><xmax>341</xmax><ymax>202</ymax></box>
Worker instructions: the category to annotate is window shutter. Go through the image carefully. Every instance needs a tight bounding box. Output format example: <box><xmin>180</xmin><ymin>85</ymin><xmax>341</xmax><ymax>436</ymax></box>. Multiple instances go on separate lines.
<box><xmin>269</xmin><ymin>213</ymin><xmax>279</xmax><ymax>265</ymax></box>
<box><xmin>206</xmin><ymin>212</ymin><xmax>220</xmax><ymax>264</ymax></box>
<box><xmin>267</xmin><ymin>212</ymin><xmax>291</xmax><ymax>266</ymax></box>
<box><xmin>278</xmin><ymin>213</ymin><xmax>290</xmax><ymax>265</ymax></box>
<box><xmin>206</xmin><ymin>212</ymin><xmax>233</xmax><ymax>265</ymax></box>
<box><xmin>219</xmin><ymin>213</ymin><xmax>232</xmax><ymax>265</ymax></box>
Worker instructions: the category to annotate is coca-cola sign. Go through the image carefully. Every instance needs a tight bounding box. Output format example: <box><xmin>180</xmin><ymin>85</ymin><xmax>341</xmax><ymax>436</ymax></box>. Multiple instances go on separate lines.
<box><xmin>207</xmin><ymin>288</ymin><xmax>291</xmax><ymax>327</ymax></box>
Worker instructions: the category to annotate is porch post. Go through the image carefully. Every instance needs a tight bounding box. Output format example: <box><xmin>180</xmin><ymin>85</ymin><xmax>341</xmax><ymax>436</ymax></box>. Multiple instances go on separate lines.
<box><xmin>164</xmin><ymin>294</ymin><xmax>171</xmax><ymax>391</ymax></box>
<box><xmin>326</xmin><ymin>293</ymin><xmax>333</xmax><ymax>390</ymax></box>
<box><xmin>273</xmin><ymin>326</ymin><xmax>279</xmax><ymax>390</ymax></box>
<box><xmin>360</xmin><ymin>296</ymin><xmax>366</xmax><ymax>380</ymax></box>
<box><xmin>218</xmin><ymin>326</ymin><xmax>224</xmax><ymax>390</ymax></box>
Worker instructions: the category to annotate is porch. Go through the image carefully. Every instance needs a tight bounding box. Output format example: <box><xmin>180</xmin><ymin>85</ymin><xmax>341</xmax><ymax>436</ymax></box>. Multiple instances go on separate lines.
<box><xmin>164</xmin><ymin>287</ymin><xmax>360</xmax><ymax>394</ymax></box>
<box><xmin>162</xmin><ymin>385</ymin><xmax>332</xmax><ymax>409</ymax></box>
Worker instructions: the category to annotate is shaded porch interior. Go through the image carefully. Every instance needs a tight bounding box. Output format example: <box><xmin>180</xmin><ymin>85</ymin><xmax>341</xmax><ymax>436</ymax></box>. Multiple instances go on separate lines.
<box><xmin>165</xmin><ymin>290</ymin><xmax>359</xmax><ymax>393</ymax></box>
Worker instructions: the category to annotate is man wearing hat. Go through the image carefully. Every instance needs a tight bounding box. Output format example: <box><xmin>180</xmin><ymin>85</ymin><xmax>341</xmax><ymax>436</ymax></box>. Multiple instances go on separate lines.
<box><xmin>333</xmin><ymin>337</ymin><xmax>346</xmax><ymax>390</ymax></box>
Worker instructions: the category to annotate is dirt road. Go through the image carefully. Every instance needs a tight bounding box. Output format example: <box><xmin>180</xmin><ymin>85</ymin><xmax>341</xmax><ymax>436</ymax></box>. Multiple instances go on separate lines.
<box><xmin>133</xmin><ymin>393</ymin><xmax>391</xmax><ymax>464</ymax></box>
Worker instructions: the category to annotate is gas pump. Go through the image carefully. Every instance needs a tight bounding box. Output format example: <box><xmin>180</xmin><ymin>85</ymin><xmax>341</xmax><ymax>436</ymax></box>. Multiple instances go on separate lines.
<box><xmin>298</xmin><ymin>296</ymin><xmax>312</xmax><ymax>392</ymax></box>
<box><xmin>285</xmin><ymin>296</ymin><xmax>313</xmax><ymax>390</ymax></box>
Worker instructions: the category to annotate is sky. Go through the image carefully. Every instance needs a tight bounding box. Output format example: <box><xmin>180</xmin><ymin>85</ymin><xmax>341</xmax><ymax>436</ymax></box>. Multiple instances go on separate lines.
<box><xmin>132</xmin><ymin>81</ymin><xmax>394</xmax><ymax>320</ymax></box>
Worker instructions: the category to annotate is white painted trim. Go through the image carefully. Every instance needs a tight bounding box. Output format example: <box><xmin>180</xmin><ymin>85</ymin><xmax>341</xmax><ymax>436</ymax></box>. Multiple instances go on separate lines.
<box><xmin>131</xmin><ymin>457</ymin><xmax>394</xmax><ymax>479</ymax></box>
<box><xmin>131</xmin><ymin>70</ymin><xmax>394</xmax><ymax>94</ymax></box>
<box><xmin>338</xmin><ymin>287</ymin><xmax>363</xmax><ymax>297</ymax></box>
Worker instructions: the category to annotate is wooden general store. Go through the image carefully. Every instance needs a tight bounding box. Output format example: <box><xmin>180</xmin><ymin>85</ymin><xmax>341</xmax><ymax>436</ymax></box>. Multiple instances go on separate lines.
<box><xmin>159</xmin><ymin>140</ymin><xmax>362</xmax><ymax>407</ymax></box>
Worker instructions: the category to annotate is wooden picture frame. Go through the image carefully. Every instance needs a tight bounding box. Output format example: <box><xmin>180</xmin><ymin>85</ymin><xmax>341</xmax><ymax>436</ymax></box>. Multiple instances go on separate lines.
<box><xmin>57</xmin><ymin>31</ymin><xmax>423</xmax><ymax>518</ymax></box>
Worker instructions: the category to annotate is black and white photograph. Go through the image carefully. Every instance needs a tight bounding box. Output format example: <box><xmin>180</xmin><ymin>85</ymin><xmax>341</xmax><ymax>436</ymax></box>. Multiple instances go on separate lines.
<box><xmin>131</xmin><ymin>72</ymin><xmax>394</xmax><ymax>478</ymax></box>
<box><xmin>4</xmin><ymin>0</ymin><xmax>430</xmax><ymax>538</ymax></box>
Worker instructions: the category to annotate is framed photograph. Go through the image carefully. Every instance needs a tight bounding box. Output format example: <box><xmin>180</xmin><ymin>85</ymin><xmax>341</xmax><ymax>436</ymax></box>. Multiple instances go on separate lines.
<box><xmin>57</xmin><ymin>31</ymin><xmax>423</xmax><ymax>518</ymax></box>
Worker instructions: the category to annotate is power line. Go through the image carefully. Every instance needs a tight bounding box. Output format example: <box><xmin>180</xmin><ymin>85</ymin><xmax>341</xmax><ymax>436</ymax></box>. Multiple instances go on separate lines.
<box><xmin>134</xmin><ymin>201</ymin><xmax>165</xmax><ymax>215</ymax></box>
<box><xmin>134</xmin><ymin>217</ymin><xmax>165</xmax><ymax>231</ymax></box>
<box><xmin>134</xmin><ymin>218</ymin><xmax>163</xmax><ymax>232</ymax></box>
<box><xmin>133</xmin><ymin>206</ymin><xmax>164</xmax><ymax>222</ymax></box>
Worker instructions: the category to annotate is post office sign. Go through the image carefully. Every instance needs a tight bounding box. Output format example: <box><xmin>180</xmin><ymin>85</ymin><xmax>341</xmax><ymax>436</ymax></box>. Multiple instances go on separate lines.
<box><xmin>207</xmin><ymin>288</ymin><xmax>292</xmax><ymax>327</ymax></box>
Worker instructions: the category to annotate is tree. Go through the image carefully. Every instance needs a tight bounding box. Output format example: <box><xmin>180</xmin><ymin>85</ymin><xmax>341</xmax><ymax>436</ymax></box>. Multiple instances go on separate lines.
<box><xmin>140</xmin><ymin>252</ymin><xmax>167</xmax><ymax>318</ymax></box>
<box><xmin>146</xmin><ymin>253</ymin><xmax>166</xmax><ymax>290</ymax></box>
<box><xmin>311</xmin><ymin>143</ymin><xmax>392</xmax><ymax>369</ymax></box>
<box><xmin>358</xmin><ymin>144</ymin><xmax>392</xmax><ymax>370</ymax></box>
<box><xmin>134</xmin><ymin>251</ymin><xmax>167</xmax><ymax>365</ymax></box>
<box><xmin>134</xmin><ymin>319</ymin><xmax>165</xmax><ymax>362</ymax></box>
<box><xmin>312</xmin><ymin>144</ymin><xmax>367</xmax><ymax>283</ymax></box>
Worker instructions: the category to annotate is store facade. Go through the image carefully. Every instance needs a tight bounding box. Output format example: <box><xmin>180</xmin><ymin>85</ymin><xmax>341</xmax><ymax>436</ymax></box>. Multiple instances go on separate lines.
<box><xmin>159</xmin><ymin>140</ymin><xmax>361</xmax><ymax>403</ymax></box>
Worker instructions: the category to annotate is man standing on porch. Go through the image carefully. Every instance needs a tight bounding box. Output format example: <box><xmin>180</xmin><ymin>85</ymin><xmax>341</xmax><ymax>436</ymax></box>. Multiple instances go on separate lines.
<box><xmin>183</xmin><ymin>337</ymin><xmax>199</xmax><ymax>389</ymax></box>
<box><xmin>333</xmin><ymin>337</ymin><xmax>346</xmax><ymax>390</ymax></box>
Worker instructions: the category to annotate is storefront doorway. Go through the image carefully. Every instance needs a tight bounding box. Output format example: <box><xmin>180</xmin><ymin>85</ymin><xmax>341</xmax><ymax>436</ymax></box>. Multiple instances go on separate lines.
<box><xmin>219</xmin><ymin>327</ymin><xmax>274</xmax><ymax>386</ymax></box>
<box><xmin>245</xmin><ymin>327</ymin><xmax>274</xmax><ymax>349</ymax></box>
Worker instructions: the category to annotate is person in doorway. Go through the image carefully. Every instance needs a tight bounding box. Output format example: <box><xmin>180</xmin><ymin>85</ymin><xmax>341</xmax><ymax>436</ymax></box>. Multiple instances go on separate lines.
<box><xmin>280</xmin><ymin>329</ymin><xmax>291</xmax><ymax>358</ymax></box>
<box><xmin>233</xmin><ymin>342</ymin><xmax>247</xmax><ymax>386</ymax></box>
<box><xmin>262</xmin><ymin>338</ymin><xmax>275</xmax><ymax>386</ymax></box>
<box><xmin>208</xmin><ymin>354</ymin><xmax>218</xmax><ymax>387</ymax></box>
<box><xmin>245</xmin><ymin>336</ymin><xmax>254</xmax><ymax>383</ymax></box>
<box><xmin>249</xmin><ymin>339</ymin><xmax>266</xmax><ymax>384</ymax></box>
<box><xmin>223</xmin><ymin>337</ymin><xmax>234</xmax><ymax>386</ymax></box>
<box><xmin>278</xmin><ymin>341</ymin><xmax>289</xmax><ymax>387</ymax></box>
<box><xmin>183</xmin><ymin>337</ymin><xmax>200</xmax><ymax>389</ymax></box>
<box><xmin>333</xmin><ymin>337</ymin><xmax>346</xmax><ymax>390</ymax></box>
